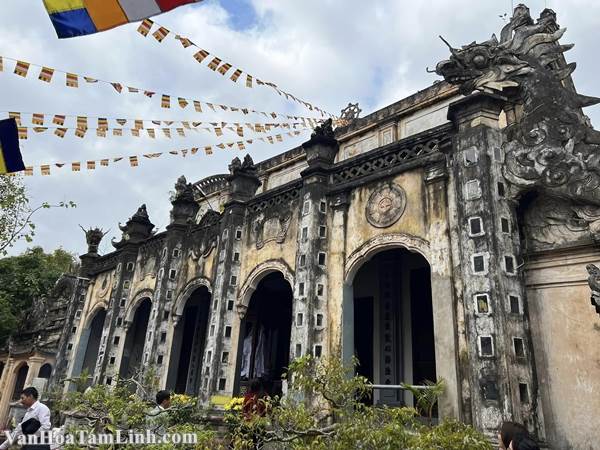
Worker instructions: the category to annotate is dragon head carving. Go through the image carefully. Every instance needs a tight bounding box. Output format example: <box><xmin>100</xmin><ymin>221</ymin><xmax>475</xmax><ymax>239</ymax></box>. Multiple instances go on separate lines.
<box><xmin>436</xmin><ymin>4</ymin><xmax>600</xmax><ymax>209</ymax></box>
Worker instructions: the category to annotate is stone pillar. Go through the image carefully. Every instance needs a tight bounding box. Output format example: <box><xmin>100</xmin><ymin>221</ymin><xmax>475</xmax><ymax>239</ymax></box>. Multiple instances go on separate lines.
<box><xmin>424</xmin><ymin>159</ymin><xmax>461</xmax><ymax>419</ymax></box>
<box><xmin>204</xmin><ymin>156</ymin><xmax>260</xmax><ymax>402</ymax></box>
<box><xmin>292</xmin><ymin>122</ymin><xmax>339</xmax><ymax>362</ymax></box>
<box><xmin>0</xmin><ymin>359</ymin><xmax>15</xmax><ymax>426</ymax></box>
<box><xmin>328</xmin><ymin>192</ymin><xmax>350</xmax><ymax>360</ymax></box>
<box><xmin>447</xmin><ymin>93</ymin><xmax>543</xmax><ymax>436</ymax></box>
<box><xmin>24</xmin><ymin>356</ymin><xmax>45</xmax><ymax>387</ymax></box>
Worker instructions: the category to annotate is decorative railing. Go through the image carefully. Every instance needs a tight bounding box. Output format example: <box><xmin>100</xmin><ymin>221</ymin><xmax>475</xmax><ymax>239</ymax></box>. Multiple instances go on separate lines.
<box><xmin>330</xmin><ymin>123</ymin><xmax>452</xmax><ymax>187</ymax></box>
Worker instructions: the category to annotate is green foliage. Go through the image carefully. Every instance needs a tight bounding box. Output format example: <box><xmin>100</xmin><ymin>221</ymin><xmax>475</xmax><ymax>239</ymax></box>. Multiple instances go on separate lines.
<box><xmin>401</xmin><ymin>379</ymin><xmax>446</xmax><ymax>424</ymax></box>
<box><xmin>225</xmin><ymin>356</ymin><xmax>492</xmax><ymax>450</ymax></box>
<box><xmin>54</xmin><ymin>372</ymin><xmax>223</xmax><ymax>450</ymax></box>
<box><xmin>0</xmin><ymin>246</ymin><xmax>77</xmax><ymax>346</ymax></box>
<box><xmin>0</xmin><ymin>173</ymin><xmax>76</xmax><ymax>256</ymax></box>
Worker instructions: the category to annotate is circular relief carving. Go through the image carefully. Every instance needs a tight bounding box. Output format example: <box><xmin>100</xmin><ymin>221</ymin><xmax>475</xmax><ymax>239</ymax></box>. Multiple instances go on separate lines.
<box><xmin>366</xmin><ymin>184</ymin><xmax>407</xmax><ymax>228</ymax></box>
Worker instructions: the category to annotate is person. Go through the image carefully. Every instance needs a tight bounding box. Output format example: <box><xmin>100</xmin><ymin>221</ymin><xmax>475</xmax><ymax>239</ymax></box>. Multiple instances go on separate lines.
<box><xmin>146</xmin><ymin>390</ymin><xmax>171</xmax><ymax>435</ymax></box>
<box><xmin>498</xmin><ymin>421</ymin><xmax>528</xmax><ymax>450</ymax></box>
<box><xmin>510</xmin><ymin>432</ymin><xmax>541</xmax><ymax>450</ymax></box>
<box><xmin>0</xmin><ymin>387</ymin><xmax>51</xmax><ymax>450</ymax></box>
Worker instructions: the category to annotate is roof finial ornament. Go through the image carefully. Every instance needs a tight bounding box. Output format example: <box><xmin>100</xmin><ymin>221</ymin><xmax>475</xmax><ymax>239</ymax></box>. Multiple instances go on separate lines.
<box><xmin>340</xmin><ymin>103</ymin><xmax>362</xmax><ymax>122</ymax></box>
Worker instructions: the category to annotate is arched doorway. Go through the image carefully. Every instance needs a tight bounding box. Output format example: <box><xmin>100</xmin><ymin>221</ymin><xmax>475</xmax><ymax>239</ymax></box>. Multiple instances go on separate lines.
<box><xmin>351</xmin><ymin>248</ymin><xmax>436</xmax><ymax>406</ymax></box>
<box><xmin>12</xmin><ymin>364</ymin><xmax>28</xmax><ymax>401</ymax></box>
<box><xmin>119</xmin><ymin>298</ymin><xmax>152</xmax><ymax>380</ymax></box>
<box><xmin>38</xmin><ymin>363</ymin><xmax>52</xmax><ymax>379</ymax></box>
<box><xmin>81</xmin><ymin>309</ymin><xmax>106</xmax><ymax>377</ymax></box>
<box><xmin>167</xmin><ymin>287</ymin><xmax>211</xmax><ymax>395</ymax></box>
<box><xmin>235</xmin><ymin>272</ymin><xmax>293</xmax><ymax>396</ymax></box>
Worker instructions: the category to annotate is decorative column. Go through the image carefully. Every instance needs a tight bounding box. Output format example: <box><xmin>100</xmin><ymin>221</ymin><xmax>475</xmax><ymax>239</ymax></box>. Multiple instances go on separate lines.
<box><xmin>205</xmin><ymin>156</ymin><xmax>261</xmax><ymax>401</ymax></box>
<box><xmin>149</xmin><ymin>176</ymin><xmax>199</xmax><ymax>390</ymax></box>
<box><xmin>293</xmin><ymin>120</ymin><xmax>339</xmax><ymax>362</ymax></box>
<box><xmin>423</xmin><ymin>157</ymin><xmax>462</xmax><ymax>419</ymax></box>
<box><xmin>447</xmin><ymin>93</ymin><xmax>541</xmax><ymax>436</ymax></box>
<box><xmin>96</xmin><ymin>205</ymin><xmax>155</xmax><ymax>386</ymax></box>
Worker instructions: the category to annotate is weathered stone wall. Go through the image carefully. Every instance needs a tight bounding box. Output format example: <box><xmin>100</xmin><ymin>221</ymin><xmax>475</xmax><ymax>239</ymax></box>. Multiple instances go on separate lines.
<box><xmin>526</xmin><ymin>247</ymin><xmax>600</xmax><ymax>450</ymax></box>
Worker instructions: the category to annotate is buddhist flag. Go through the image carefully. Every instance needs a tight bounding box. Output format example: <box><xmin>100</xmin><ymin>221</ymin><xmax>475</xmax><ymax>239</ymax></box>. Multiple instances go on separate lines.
<box><xmin>0</xmin><ymin>119</ymin><xmax>25</xmax><ymax>174</ymax></box>
<box><xmin>43</xmin><ymin>0</ymin><xmax>204</xmax><ymax>39</ymax></box>
<box><xmin>38</xmin><ymin>67</ymin><xmax>55</xmax><ymax>82</ymax></box>
<box><xmin>32</xmin><ymin>113</ymin><xmax>45</xmax><ymax>125</ymax></box>
<box><xmin>66</xmin><ymin>73</ymin><xmax>78</xmax><ymax>88</ymax></box>
<box><xmin>14</xmin><ymin>61</ymin><xmax>30</xmax><ymax>77</ymax></box>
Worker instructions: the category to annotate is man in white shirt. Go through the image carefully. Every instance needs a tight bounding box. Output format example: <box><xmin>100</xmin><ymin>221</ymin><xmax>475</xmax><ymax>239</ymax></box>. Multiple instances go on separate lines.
<box><xmin>0</xmin><ymin>387</ymin><xmax>51</xmax><ymax>450</ymax></box>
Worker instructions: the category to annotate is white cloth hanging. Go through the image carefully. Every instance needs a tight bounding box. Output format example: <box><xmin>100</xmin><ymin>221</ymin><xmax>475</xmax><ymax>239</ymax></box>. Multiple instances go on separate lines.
<box><xmin>240</xmin><ymin>333</ymin><xmax>253</xmax><ymax>378</ymax></box>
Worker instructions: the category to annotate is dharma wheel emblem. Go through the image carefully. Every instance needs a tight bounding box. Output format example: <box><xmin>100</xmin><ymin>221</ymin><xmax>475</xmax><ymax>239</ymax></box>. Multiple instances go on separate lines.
<box><xmin>366</xmin><ymin>184</ymin><xmax>407</xmax><ymax>228</ymax></box>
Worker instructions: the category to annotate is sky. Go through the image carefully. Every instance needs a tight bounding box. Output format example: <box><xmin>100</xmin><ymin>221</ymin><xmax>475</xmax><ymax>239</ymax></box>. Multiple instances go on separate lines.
<box><xmin>1</xmin><ymin>0</ymin><xmax>599</xmax><ymax>257</ymax></box>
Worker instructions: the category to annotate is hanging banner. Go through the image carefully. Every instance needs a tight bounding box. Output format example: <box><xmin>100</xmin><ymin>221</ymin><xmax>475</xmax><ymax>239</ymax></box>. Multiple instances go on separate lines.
<box><xmin>43</xmin><ymin>0</ymin><xmax>204</xmax><ymax>39</ymax></box>
<box><xmin>0</xmin><ymin>118</ymin><xmax>26</xmax><ymax>174</ymax></box>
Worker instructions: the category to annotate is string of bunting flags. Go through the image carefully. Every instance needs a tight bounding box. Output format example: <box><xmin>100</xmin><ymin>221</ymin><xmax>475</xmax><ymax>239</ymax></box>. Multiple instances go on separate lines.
<box><xmin>14</xmin><ymin>124</ymin><xmax>311</xmax><ymax>140</ymax></box>
<box><xmin>3</xmin><ymin>111</ymin><xmax>319</xmax><ymax>140</ymax></box>
<box><xmin>0</xmin><ymin>55</ymin><xmax>327</xmax><ymax>121</ymax></box>
<box><xmin>137</xmin><ymin>19</ymin><xmax>335</xmax><ymax>119</ymax></box>
<box><xmin>22</xmin><ymin>130</ymin><xmax>307</xmax><ymax>176</ymax></box>
<box><xmin>2</xmin><ymin>110</ymin><xmax>322</xmax><ymax>130</ymax></box>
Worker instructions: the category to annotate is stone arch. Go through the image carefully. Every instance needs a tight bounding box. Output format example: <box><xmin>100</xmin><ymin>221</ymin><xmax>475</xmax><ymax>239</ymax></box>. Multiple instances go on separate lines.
<box><xmin>11</xmin><ymin>362</ymin><xmax>29</xmax><ymax>401</ymax></box>
<box><xmin>172</xmin><ymin>276</ymin><xmax>213</xmax><ymax>317</ymax></box>
<box><xmin>237</xmin><ymin>259</ymin><xmax>294</xmax><ymax>318</ymax></box>
<box><xmin>84</xmin><ymin>302</ymin><xmax>108</xmax><ymax>328</ymax></box>
<box><xmin>345</xmin><ymin>233</ymin><xmax>431</xmax><ymax>284</ymax></box>
<box><xmin>38</xmin><ymin>363</ymin><xmax>53</xmax><ymax>379</ymax></box>
<box><xmin>124</xmin><ymin>289</ymin><xmax>154</xmax><ymax>323</ymax></box>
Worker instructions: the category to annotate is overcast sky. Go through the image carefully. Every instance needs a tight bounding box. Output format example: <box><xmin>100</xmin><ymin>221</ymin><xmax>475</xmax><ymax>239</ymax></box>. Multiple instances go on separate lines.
<box><xmin>2</xmin><ymin>0</ymin><xmax>599</xmax><ymax>257</ymax></box>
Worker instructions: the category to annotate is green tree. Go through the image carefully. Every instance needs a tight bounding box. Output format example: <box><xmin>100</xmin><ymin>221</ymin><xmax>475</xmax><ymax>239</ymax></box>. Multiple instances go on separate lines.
<box><xmin>0</xmin><ymin>246</ymin><xmax>77</xmax><ymax>346</ymax></box>
<box><xmin>0</xmin><ymin>173</ymin><xmax>75</xmax><ymax>256</ymax></box>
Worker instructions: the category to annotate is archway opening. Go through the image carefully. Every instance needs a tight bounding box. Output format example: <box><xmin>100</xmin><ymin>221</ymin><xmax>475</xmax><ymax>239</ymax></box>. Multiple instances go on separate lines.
<box><xmin>38</xmin><ymin>363</ymin><xmax>52</xmax><ymax>379</ymax></box>
<box><xmin>12</xmin><ymin>364</ymin><xmax>29</xmax><ymax>401</ymax></box>
<box><xmin>352</xmin><ymin>248</ymin><xmax>436</xmax><ymax>407</ymax></box>
<box><xmin>119</xmin><ymin>298</ymin><xmax>152</xmax><ymax>380</ymax></box>
<box><xmin>236</xmin><ymin>272</ymin><xmax>293</xmax><ymax>397</ymax></box>
<box><xmin>167</xmin><ymin>287</ymin><xmax>211</xmax><ymax>395</ymax></box>
<box><xmin>81</xmin><ymin>308</ymin><xmax>106</xmax><ymax>378</ymax></box>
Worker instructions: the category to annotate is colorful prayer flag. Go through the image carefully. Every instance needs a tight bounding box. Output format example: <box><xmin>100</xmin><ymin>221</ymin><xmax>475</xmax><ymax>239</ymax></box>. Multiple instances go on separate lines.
<box><xmin>137</xmin><ymin>18</ymin><xmax>153</xmax><ymax>36</ymax></box>
<box><xmin>43</xmin><ymin>0</ymin><xmax>203</xmax><ymax>39</ymax></box>
<box><xmin>38</xmin><ymin>67</ymin><xmax>55</xmax><ymax>82</ymax></box>
<box><xmin>230</xmin><ymin>69</ymin><xmax>242</xmax><ymax>82</ymax></box>
<box><xmin>14</xmin><ymin>61</ymin><xmax>30</xmax><ymax>77</ymax></box>
<box><xmin>152</xmin><ymin>26</ymin><xmax>170</xmax><ymax>42</ymax></box>
<box><xmin>32</xmin><ymin>114</ymin><xmax>45</xmax><ymax>125</ymax></box>
<box><xmin>0</xmin><ymin>119</ymin><xmax>26</xmax><ymax>174</ymax></box>
<box><xmin>66</xmin><ymin>73</ymin><xmax>79</xmax><ymax>88</ymax></box>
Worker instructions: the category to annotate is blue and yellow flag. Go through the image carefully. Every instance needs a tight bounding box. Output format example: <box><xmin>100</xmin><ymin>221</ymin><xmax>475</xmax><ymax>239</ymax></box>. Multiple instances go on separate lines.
<box><xmin>43</xmin><ymin>0</ymin><xmax>202</xmax><ymax>39</ymax></box>
<box><xmin>0</xmin><ymin>118</ymin><xmax>25</xmax><ymax>174</ymax></box>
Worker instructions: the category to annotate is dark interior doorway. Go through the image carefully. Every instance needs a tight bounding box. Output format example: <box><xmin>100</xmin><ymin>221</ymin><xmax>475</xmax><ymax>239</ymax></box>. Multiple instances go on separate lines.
<box><xmin>235</xmin><ymin>272</ymin><xmax>293</xmax><ymax>397</ymax></box>
<box><xmin>82</xmin><ymin>309</ymin><xmax>106</xmax><ymax>378</ymax></box>
<box><xmin>352</xmin><ymin>248</ymin><xmax>436</xmax><ymax>407</ymax></box>
<box><xmin>167</xmin><ymin>287</ymin><xmax>211</xmax><ymax>395</ymax></box>
<box><xmin>119</xmin><ymin>298</ymin><xmax>151</xmax><ymax>380</ymax></box>
<box><xmin>12</xmin><ymin>364</ymin><xmax>28</xmax><ymax>401</ymax></box>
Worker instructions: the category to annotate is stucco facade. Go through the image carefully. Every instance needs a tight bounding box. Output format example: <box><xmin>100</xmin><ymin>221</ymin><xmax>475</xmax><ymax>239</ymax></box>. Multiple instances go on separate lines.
<box><xmin>1</xmin><ymin>5</ymin><xmax>599</xmax><ymax>448</ymax></box>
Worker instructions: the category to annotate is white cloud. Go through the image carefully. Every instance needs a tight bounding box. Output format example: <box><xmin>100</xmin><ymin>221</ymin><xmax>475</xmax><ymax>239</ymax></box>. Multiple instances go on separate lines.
<box><xmin>1</xmin><ymin>0</ymin><xmax>598</xmax><ymax>256</ymax></box>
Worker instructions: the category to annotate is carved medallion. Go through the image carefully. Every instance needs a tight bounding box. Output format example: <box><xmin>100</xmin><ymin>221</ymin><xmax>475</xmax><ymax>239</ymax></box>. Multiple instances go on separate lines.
<box><xmin>366</xmin><ymin>184</ymin><xmax>407</xmax><ymax>228</ymax></box>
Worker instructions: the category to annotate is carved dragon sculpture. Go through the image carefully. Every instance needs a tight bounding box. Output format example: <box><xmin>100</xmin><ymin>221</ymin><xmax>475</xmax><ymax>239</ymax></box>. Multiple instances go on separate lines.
<box><xmin>435</xmin><ymin>4</ymin><xmax>600</xmax><ymax>209</ymax></box>
<box><xmin>587</xmin><ymin>264</ymin><xmax>600</xmax><ymax>316</ymax></box>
